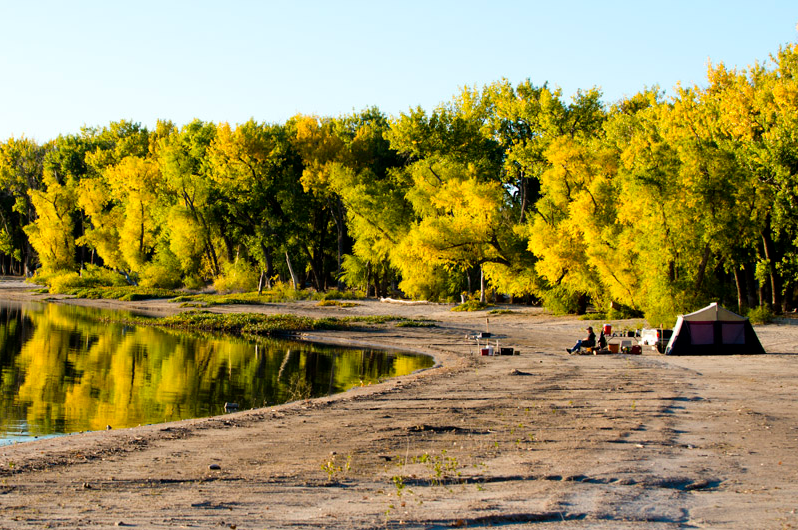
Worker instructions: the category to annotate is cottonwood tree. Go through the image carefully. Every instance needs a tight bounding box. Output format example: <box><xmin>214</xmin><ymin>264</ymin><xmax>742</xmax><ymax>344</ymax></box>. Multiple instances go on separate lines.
<box><xmin>207</xmin><ymin>120</ymin><xmax>308</xmax><ymax>292</ymax></box>
<box><xmin>156</xmin><ymin>119</ymin><xmax>222</xmax><ymax>284</ymax></box>
<box><xmin>0</xmin><ymin>137</ymin><xmax>44</xmax><ymax>274</ymax></box>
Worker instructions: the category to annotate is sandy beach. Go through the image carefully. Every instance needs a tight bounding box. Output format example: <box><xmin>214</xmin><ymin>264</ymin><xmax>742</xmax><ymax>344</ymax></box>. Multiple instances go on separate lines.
<box><xmin>1</xmin><ymin>280</ymin><xmax>797</xmax><ymax>529</ymax></box>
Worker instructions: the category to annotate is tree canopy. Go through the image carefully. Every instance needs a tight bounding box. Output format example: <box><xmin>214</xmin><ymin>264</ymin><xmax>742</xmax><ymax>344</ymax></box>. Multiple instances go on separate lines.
<box><xmin>3</xmin><ymin>42</ymin><xmax>798</xmax><ymax>324</ymax></box>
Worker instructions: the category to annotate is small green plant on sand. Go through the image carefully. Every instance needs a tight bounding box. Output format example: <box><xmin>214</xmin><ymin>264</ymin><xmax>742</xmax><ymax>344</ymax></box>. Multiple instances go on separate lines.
<box><xmin>321</xmin><ymin>454</ymin><xmax>351</xmax><ymax>483</ymax></box>
<box><xmin>392</xmin><ymin>474</ymin><xmax>406</xmax><ymax>496</ymax></box>
<box><xmin>412</xmin><ymin>450</ymin><xmax>462</xmax><ymax>486</ymax></box>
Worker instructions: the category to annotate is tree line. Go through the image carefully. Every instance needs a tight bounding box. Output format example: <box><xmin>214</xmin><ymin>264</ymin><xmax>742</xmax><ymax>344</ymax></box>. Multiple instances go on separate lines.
<box><xmin>2</xmin><ymin>43</ymin><xmax>797</xmax><ymax>324</ymax></box>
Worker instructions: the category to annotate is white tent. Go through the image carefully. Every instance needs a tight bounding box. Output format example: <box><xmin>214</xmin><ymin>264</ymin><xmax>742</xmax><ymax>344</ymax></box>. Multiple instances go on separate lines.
<box><xmin>664</xmin><ymin>303</ymin><xmax>765</xmax><ymax>355</ymax></box>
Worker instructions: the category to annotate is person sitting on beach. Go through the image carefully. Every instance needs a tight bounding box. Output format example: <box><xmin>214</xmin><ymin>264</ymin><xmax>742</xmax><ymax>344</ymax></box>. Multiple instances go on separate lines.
<box><xmin>567</xmin><ymin>326</ymin><xmax>596</xmax><ymax>354</ymax></box>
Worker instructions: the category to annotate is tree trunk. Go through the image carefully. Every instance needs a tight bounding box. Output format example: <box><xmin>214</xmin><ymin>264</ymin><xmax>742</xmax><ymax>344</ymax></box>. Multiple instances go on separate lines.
<box><xmin>333</xmin><ymin>197</ymin><xmax>346</xmax><ymax>291</ymax></box>
<box><xmin>285</xmin><ymin>251</ymin><xmax>299</xmax><ymax>290</ymax></box>
<box><xmin>576</xmin><ymin>293</ymin><xmax>588</xmax><ymax>315</ymax></box>
<box><xmin>264</xmin><ymin>247</ymin><xmax>274</xmax><ymax>289</ymax></box>
<box><xmin>744</xmin><ymin>262</ymin><xmax>759</xmax><ymax>307</ymax></box>
<box><xmin>761</xmin><ymin>232</ymin><xmax>782</xmax><ymax>310</ymax></box>
<box><xmin>303</xmin><ymin>245</ymin><xmax>324</xmax><ymax>291</ymax></box>
<box><xmin>693</xmin><ymin>244</ymin><xmax>712</xmax><ymax>293</ymax></box>
<box><xmin>255</xmin><ymin>242</ymin><xmax>274</xmax><ymax>290</ymax></box>
<box><xmin>365</xmin><ymin>262</ymin><xmax>373</xmax><ymax>297</ymax></box>
<box><xmin>518</xmin><ymin>175</ymin><xmax>528</xmax><ymax>224</ymax></box>
<box><xmin>223</xmin><ymin>237</ymin><xmax>235</xmax><ymax>263</ymax></box>
<box><xmin>733</xmin><ymin>267</ymin><xmax>744</xmax><ymax>313</ymax></box>
<box><xmin>258</xmin><ymin>270</ymin><xmax>265</xmax><ymax>295</ymax></box>
<box><xmin>373</xmin><ymin>266</ymin><xmax>382</xmax><ymax>298</ymax></box>
<box><xmin>382</xmin><ymin>267</ymin><xmax>390</xmax><ymax>298</ymax></box>
<box><xmin>479</xmin><ymin>266</ymin><xmax>486</xmax><ymax>304</ymax></box>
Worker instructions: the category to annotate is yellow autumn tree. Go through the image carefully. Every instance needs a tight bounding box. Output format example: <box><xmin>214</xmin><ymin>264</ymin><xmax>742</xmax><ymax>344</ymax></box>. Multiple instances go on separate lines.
<box><xmin>78</xmin><ymin>156</ymin><xmax>163</xmax><ymax>280</ymax></box>
<box><xmin>24</xmin><ymin>175</ymin><xmax>76</xmax><ymax>272</ymax></box>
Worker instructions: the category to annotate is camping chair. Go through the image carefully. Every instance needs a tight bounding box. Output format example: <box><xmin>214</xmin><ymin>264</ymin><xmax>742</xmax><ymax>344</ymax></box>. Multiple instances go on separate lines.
<box><xmin>570</xmin><ymin>344</ymin><xmax>601</xmax><ymax>355</ymax></box>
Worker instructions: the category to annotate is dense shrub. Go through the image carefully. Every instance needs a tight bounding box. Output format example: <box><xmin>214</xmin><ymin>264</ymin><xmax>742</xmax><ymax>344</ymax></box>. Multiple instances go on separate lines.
<box><xmin>213</xmin><ymin>261</ymin><xmax>258</xmax><ymax>293</ymax></box>
<box><xmin>38</xmin><ymin>265</ymin><xmax>128</xmax><ymax>294</ymax></box>
<box><xmin>748</xmin><ymin>306</ymin><xmax>774</xmax><ymax>325</ymax></box>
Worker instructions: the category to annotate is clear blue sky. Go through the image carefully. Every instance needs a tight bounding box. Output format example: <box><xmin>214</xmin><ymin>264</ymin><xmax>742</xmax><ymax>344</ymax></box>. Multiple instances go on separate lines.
<box><xmin>0</xmin><ymin>1</ymin><xmax>796</xmax><ymax>142</ymax></box>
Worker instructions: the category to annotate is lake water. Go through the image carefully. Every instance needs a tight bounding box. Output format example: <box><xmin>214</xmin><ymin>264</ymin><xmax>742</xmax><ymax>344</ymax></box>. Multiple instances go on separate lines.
<box><xmin>0</xmin><ymin>300</ymin><xmax>433</xmax><ymax>445</ymax></box>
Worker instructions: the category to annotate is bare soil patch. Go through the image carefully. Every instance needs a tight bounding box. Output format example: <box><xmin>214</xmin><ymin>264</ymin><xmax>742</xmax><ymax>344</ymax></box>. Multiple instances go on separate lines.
<box><xmin>1</xmin><ymin>281</ymin><xmax>797</xmax><ymax>528</ymax></box>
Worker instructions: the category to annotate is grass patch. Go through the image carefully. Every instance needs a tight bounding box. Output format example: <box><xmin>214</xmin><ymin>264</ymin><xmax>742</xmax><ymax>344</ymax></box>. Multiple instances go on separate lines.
<box><xmin>451</xmin><ymin>300</ymin><xmax>492</xmax><ymax>312</ymax></box>
<box><xmin>579</xmin><ymin>312</ymin><xmax>605</xmax><ymax>320</ymax></box>
<box><xmin>488</xmin><ymin>309</ymin><xmax>515</xmax><ymax>315</ymax></box>
<box><xmin>315</xmin><ymin>290</ymin><xmax>364</xmax><ymax>301</ymax></box>
<box><xmin>171</xmin><ymin>291</ymin><xmax>277</xmax><ymax>307</ymax></box>
<box><xmin>112</xmin><ymin>311</ymin><xmax>399</xmax><ymax>337</ymax></box>
<box><xmin>395</xmin><ymin>319</ymin><xmax>438</xmax><ymax>328</ymax></box>
<box><xmin>62</xmin><ymin>286</ymin><xmax>182</xmax><ymax>301</ymax></box>
<box><xmin>316</xmin><ymin>300</ymin><xmax>359</xmax><ymax>308</ymax></box>
<box><xmin>171</xmin><ymin>288</ymin><xmax>364</xmax><ymax>307</ymax></box>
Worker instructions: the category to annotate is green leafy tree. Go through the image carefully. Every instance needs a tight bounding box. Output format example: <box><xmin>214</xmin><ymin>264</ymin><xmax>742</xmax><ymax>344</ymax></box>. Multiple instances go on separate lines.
<box><xmin>207</xmin><ymin>120</ymin><xmax>306</xmax><ymax>292</ymax></box>
<box><xmin>0</xmin><ymin>137</ymin><xmax>45</xmax><ymax>274</ymax></box>
<box><xmin>386</xmin><ymin>88</ymin><xmax>522</xmax><ymax>301</ymax></box>
<box><xmin>156</xmin><ymin>119</ymin><xmax>222</xmax><ymax>283</ymax></box>
<box><xmin>295</xmin><ymin>108</ymin><xmax>404</xmax><ymax>295</ymax></box>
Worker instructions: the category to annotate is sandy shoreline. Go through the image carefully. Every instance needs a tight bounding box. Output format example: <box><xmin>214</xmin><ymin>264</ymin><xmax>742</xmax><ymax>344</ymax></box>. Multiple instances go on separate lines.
<box><xmin>1</xmin><ymin>281</ymin><xmax>798</xmax><ymax>529</ymax></box>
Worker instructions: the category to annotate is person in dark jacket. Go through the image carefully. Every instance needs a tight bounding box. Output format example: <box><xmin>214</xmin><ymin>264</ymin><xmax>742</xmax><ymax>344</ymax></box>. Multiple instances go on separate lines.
<box><xmin>567</xmin><ymin>326</ymin><xmax>596</xmax><ymax>354</ymax></box>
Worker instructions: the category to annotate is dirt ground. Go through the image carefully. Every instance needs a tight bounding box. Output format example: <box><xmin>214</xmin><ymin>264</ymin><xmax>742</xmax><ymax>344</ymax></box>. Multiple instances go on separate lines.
<box><xmin>1</xmin><ymin>280</ymin><xmax>798</xmax><ymax>529</ymax></box>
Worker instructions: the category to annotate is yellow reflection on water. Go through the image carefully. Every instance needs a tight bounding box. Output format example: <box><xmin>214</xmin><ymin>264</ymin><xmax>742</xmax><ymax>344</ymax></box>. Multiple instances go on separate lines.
<box><xmin>0</xmin><ymin>302</ymin><xmax>432</xmax><ymax>442</ymax></box>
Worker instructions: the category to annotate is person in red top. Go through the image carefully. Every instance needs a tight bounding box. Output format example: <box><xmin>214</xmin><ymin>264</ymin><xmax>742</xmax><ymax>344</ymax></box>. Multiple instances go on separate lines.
<box><xmin>567</xmin><ymin>326</ymin><xmax>596</xmax><ymax>354</ymax></box>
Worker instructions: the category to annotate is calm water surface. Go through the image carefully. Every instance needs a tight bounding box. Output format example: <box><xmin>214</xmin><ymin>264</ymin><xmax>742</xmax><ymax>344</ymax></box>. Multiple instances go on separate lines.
<box><xmin>0</xmin><ymin>301</ymin><xmax>433</xmax><ymax>445</ymax></box>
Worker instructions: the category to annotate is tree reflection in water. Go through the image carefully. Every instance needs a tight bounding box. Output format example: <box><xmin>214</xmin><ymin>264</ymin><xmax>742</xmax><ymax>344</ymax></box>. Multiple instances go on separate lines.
<box><xmin>0</xmin><ymin>301</ymin><xmax>432</xmax><ymax>444</ymax></box>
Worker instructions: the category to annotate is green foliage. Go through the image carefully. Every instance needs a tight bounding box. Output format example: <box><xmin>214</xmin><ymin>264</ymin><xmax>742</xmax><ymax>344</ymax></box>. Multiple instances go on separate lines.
<box><xmin>338</xmin><ymin>254</ymin><xmax>369</xmax><ymax>292</ymax></box>
<box><xmin>213</xmin><ymin>260</ymin><xmax>259</xmax><ymax>293</ymax></box>
<box><xmin>268</xmin><ymin>281</ymin><xmax>307</xmax><ymax>301</ymax></box>
<box><xmin>35</xmin><ymin>265</ymin><xmax>128</xmax><ymax>293</ymax></box>
<box><xmin>747</xmin><ymin>306</ymin><xmax>774</xmax><ymax>325</ymax></box>
<box><xmin>539</xmin><ymin>286</ymin><xmax>581</xmax><ymax>315</ymax></box>
<box><xmin>139</xmin><ymin>247</ymin><xmax>183</xmax><ymax>289</ymax></box>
